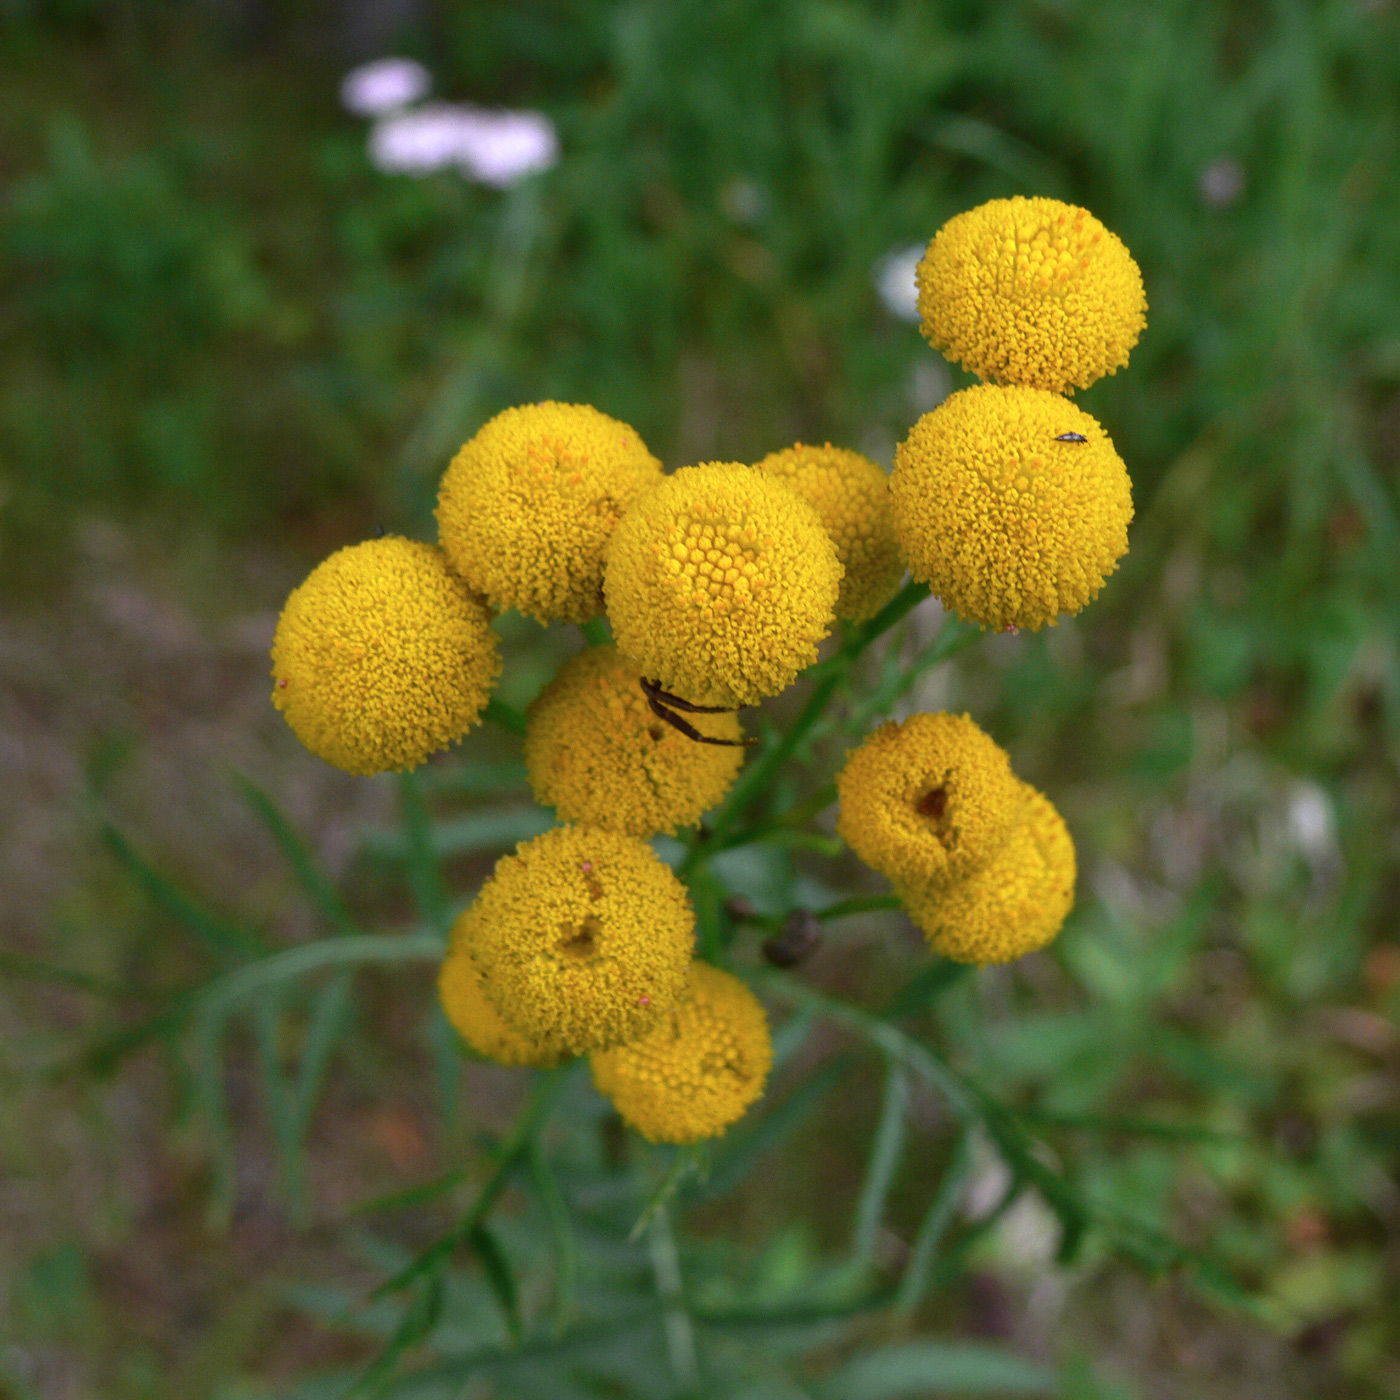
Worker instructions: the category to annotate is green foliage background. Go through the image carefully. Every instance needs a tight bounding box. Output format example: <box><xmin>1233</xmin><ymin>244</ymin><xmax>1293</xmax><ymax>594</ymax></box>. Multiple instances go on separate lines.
<box><xmin>2</xmin><ymin>1</ymin><xmax>1399</xmax><ymax>1397</ymax></box>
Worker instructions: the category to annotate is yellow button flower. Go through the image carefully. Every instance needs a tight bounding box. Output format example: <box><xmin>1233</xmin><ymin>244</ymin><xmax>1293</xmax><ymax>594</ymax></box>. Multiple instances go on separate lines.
<box><xmin>590</xmin><ymin>961</ymin><xmax>772</xmax><ymax>1144</ymax></box>
<box><xmin>891</xmin><ymin>385</ymin><xmax>1132</xmax><ymax>633</ymax></box>
<box><xmin>755</xmin><ymin>442</ymin><xmax>904</xmax><ymax>623</ymax></box>
<box><xmin>836</xmin><ymin>711</ymin><xmax>1022</xmax><ymax>893</ymax></box>
<box><xmin>270</xmin><ymin>536</ymin><xmax>500</xmax><ymax>776</ymax></box>
<box><xmin>604</xmin><ymin>462</ymin><xmax>842</xmax><ymax>708</ymax></box>
<box><xmin>524</xmin><ymin>645</ymin><xmax>744</xmax><ymax>839</ymax></box>
<box><xmin>465</xmin><ymin>825</ymin><xmax>694</xmax><ymax>1056</ymax></box>
<box><xmin>916</xmin><ymin>196</ymin><xmax>1146</xmax><ymax>395</ymax></box>
<box><xmin>436</xmin><ymin>402</ymin><xmax>663</xmax><ymax>624</ymax></box>
<box><xmin>899</xmin><ymin>783</ymin><xmax>1076</xmax><ymax>964</ymax></box>
<box><xmin>438</xmin><ymin>927</ymin><xmax>564</xmax><ymax>1069</ymax></box>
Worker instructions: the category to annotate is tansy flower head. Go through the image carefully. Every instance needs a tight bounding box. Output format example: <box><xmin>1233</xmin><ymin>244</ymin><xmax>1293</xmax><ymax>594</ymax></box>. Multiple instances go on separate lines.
<box><xmin>525</xmin><ymin>645</ymin><xmax>744</xmax><ymax>838</ymax></box>
<box><xmin>916</xmin><ymin>196</ymin><xmax>1146</xmax><ymax>395</ymax></box>
<box><xmin>604</xmin><ymin>462</ymin><xmax>842</xmax><ymax>708</ymax></box>
<box><xmin>755</xmin><ymin>443</ymin><xmax>904</xmax><ymax>624</ymax></box>
<box><xmin>836</xmin><ymin>711</ymin><xmax>1022</xmax><ymax>893</ymax></box>
<box><xmin>270</xmin><ymin>537</ymin><xmax>499</xmax><ymax>776</ymax></box>
<box><xmin>436</xmin><ymin>402</ymin><xmax>663</xmax><ymax>624</ymax></box>
<box><xmin>590</xmin><ymin>961</ymin><xmax>772</xmax><ymax>1144</ymax></box>
<box><xmin>466</xmin><ymin>825</ymin><xmax>694</xmax><ymax>1056</ymax></box>
<box><xmin>438</xmin><ymin>928</ymin><xmax>564</xmax><ymax>1068</ymax></box>
<box><xmin>891</xmin><ymin>385</ymin><xmax>1132</xmax><ymax>633</ymax></box>
<box><xmin>899</xmin><ymin>783</ymin><xmax>1076</xmax><ymax>964</ymax></box>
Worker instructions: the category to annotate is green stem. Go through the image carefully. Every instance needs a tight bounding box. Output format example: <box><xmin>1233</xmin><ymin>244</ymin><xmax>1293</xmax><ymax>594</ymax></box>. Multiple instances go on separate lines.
<box><xmin>373</xmin><ymin>1066</ymin><xmax>568</xmax><ymax>1299</ymax></box>
<box><xmin>682</xmin><ymin>581</ymin><xmax>933</xmax><ymax>878</ymax></box>
<box><xmin>894</xmin><ymin>1127</ymin><xmax>973</xmax><ymax>1319</ymax></box>
<box><xmin>197</xmin><ymin>932</ymin><xmax>445</xmax><ymax>1019</ymax></box>
<box><xmin>484</xmin><ymin>697</ymin><xmax>528</xmax><ymax>734</ymax></box>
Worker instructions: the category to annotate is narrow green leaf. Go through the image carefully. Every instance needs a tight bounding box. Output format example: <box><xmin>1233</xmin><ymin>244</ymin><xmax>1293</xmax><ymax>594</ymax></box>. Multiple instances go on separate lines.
<box><xmin>396</xmin><ymin>771</ymin><xmax>450</xmax><ymax>933</ymax></box>
<box><xmin>420</xmin><ymin>758</ymin><xmax>530</xmax><ymax>795</ymax></box>
<box><xmin>529</xmin><ymin>1142</ymin><xmax>576</xmax><ymax>1339</ymax></box>
<box><xmin>895</xmin><ymin>1129</ymin><xmax>973</xmax><ymax>1318</ymax></box>
<box><xmin>0</xmin><ymin>948</ymin><xmax>165</xmax><ymax>1000</ymax></box>
<box><xmin>251</xmin><ymin>994</ymin><xmax>301</xmax><ymax>1212</ymax></box>
<box><xmin>194</xmin><ymin>1012</ymin><xmax>237</xmax><ymax>1228</ymax></box>
<box><xmin>290</xmin><ymin>970</ymin><xmax>356</xmax><ymax>1139</ymax></box>
<box><xmin>630</xmin><ymin>1145</ymin><xmax>707</xmax><ymax>1242</ymax></box>
<box><xmin>239</xmin><ymin>778</ymin><xmax>359</xmax><ymax>935</ymax></box>
<box><xmin>196</xmin><ymin>932</ymin><xmax>445</xmax><ymax>1021</ymax></box>
<box><xmin>353</xmin><ymin>1167</ymin><xmax>472</xmax><ymax>1218</ymax></box>
<box><xmin>484</xmin><ymin>697</ymin><xmax>528</xmax><ymax>734</ymax></box>
<box><xmin>698</xmin><ymin>1054</ymin><xmax>857</xmax><ymax>1202</ymax></box>
<box><xmin>361</xmin><ymin>806</ymin><xmax>553</xmax><ymax>863</ymax></box>
<box><xmin>852</xmin><ymin>1062</ymin><xmax>909</xmax><ymax>1264</ymax></box>
<box><xmin>816</xmin><ymin>894</ymin><xmax>904</xmax><ymax>922</ymax></box>
<box><xmin>101</xmin><ymin>824</ymin><xmax>262</xmax><ymax>961</ymax></box>
<box><xmin>469</xmin><ymin>1222</ymin><xmax>523</xmax><ymax>1346</ymax></box>
<box><xmin>373</xmin><ymin>1067</ymin><xmax>568</xmax><ymax>1299</ymax></box>
<box><xmin>344</xmin><ymin>1275</ymin><xmax>444</xmax><ymax>1398</ymax></box>
<box><xmin>883</xmin><ymin>959</ymin><xmax>973</xmax><ymax>1018</ymax></box>
<box><xmin>818</xmin><ymin>1341</ymin><xmax>1058</xmax><ymax>1399</ymax></box>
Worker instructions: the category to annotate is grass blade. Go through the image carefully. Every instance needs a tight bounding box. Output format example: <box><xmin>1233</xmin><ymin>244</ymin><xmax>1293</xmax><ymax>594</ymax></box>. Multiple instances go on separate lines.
<box><xmin>894</xmin><ymin>1128</ymin><xmax>973</xmax><ymax>1319</ymax></box>
<box><xmin>468</xmin><ymin>1222</ymin><xmax>523</xmax><ymax>1346</ymax></box>
<box><xmin>851</xmin><ymin>1062</ymin><xmax>908</xmax><ymax>1265</ymax></box>
<box><xmin>529</xmin><ymin>1142</ymin><xmax>576</xmax><ymax>1339</ymax></box>
<box><xmin>239</xmin><ymin>778</ymin><xmax>360</xmax><ymax>935</ymax></box>
<box><xmin>101</xmin><ymin>823</ymin><xmax>262</xmax><ymax>961</ymax></box>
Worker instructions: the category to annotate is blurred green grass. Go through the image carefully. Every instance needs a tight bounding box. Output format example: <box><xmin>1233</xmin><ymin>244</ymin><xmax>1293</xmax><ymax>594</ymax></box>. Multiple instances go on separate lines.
<box><xmin>2</xmin><ymin>0</ymin><xmax>1399</xmax><ymax>1395</ymax></box>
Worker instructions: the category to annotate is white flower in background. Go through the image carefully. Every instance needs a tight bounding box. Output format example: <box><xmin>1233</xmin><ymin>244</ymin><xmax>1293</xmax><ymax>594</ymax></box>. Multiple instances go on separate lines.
<box><xmin>875</xmin><ymin>243</ymin><xmax>927</xmax><ymax>321</ymax></box>
<box><xmin>455</xmin><ymin>108</ymin><xmax>559</xmax><ymax>187</ymax></box>
<box><xmin>368</xmin><ymin>103</ymin><xmax>478</xmax><ymax>175</ymax></box>
<box><xmin>367</xmin><ymin>103</ymin><xmax>559</xmax><ymax>186</ymax></box>
<box><xmin>340</xmin><ymin>57</ymin><xmax>431</xmax><ymax>117</ymax></box>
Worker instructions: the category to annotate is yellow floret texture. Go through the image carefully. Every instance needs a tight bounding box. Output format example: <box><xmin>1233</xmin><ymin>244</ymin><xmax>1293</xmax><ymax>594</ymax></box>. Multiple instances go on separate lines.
<box><xmin>436</xmin><ymin>402</ymin><xmax>664</xmax><ymax>624</ymax></box>
<box><xmin>438</xmin><ymin>928</ymin><xmax>564</xmax><ymax>1069</ymax></box>
<box><xmin>836</xmin><ymin>711</ymin><xmax>1023</xmax><ymax>893</ymax></box>
<box><xmin>916</xmin><ymin>196</ymin><xmax>1146</xmax><ymax>395</ymax></box>
<box><xmin>465</xmin><ymin>825</ymin><xmax>695</xmax><ymax>1056</ymax></box>
<box><xmin>590</xmin><ymin>961</ymin><xmax>772</xmax><ymax>1144</ymax></box>
<box><xmin>899</xmin><ymin>783</ymin><xmax>1076</xmax><ymax>965</ymax></box>
<box><xmin>755</xmin><ymin>442</ymin><xmax>905</xmax><ymax>624</ymax></box>
<box><xmin>891</xmin><ymin>385</ymin><xmax>1133</xmax><ymax>633</ymax></box>
<box><xmin>603</xmin><ymin>462</ymin><xmax>842</xmax><ymax>708</ymax></box>
<box><xmin>525</xmin><ymin>645</ymin><xmax>744</xmax><ymax>839</ymax></box>
<box><xmin>270</xmin><ymin>537</ymin><xmax>500</xmax><ymax>776</ymax></box>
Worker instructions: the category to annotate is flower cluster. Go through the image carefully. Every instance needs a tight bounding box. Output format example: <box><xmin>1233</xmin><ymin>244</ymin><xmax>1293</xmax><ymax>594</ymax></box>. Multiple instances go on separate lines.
<box><xmin>268</xmin><ymin>197</ymin><xmax>1143</xmax><ymax>1139</ymax></box>
<box><xmin>895</xmin><ymin>195</ymin><xmax>1143</xmax><ymax>633</ymax></box>
<box><xmin>837</xmin><ymin>714</ymin><xmax>1076</xmax><ymax>964</ymax></box>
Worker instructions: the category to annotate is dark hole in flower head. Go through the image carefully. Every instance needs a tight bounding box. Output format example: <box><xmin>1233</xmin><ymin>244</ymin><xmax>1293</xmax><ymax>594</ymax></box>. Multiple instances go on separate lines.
<box><xmin>648</xmin><ymin>724</ymin><xmax>666</xmax><ymax>742</ymax></box>
<box><xmin>558</xmin><ymin>915</ymin><xmax>602</xmax><ymax>961</ymax></box>
<box><xmin>916</xmin><ymin>786</ymin><xmax>948</xmax><ymax>820</ymax></box>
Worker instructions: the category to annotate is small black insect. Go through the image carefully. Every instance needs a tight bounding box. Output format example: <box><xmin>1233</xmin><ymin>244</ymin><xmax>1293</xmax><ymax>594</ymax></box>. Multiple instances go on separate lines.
<box><xmin>639</xmin><ymin>677</ymin><xmax>756</xmax><ymax>747</ymax></box>
<box><xmin>1055</xmin><ymin>432</ymin><xmax>1088</xmax><ymax>443</ymax></box>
